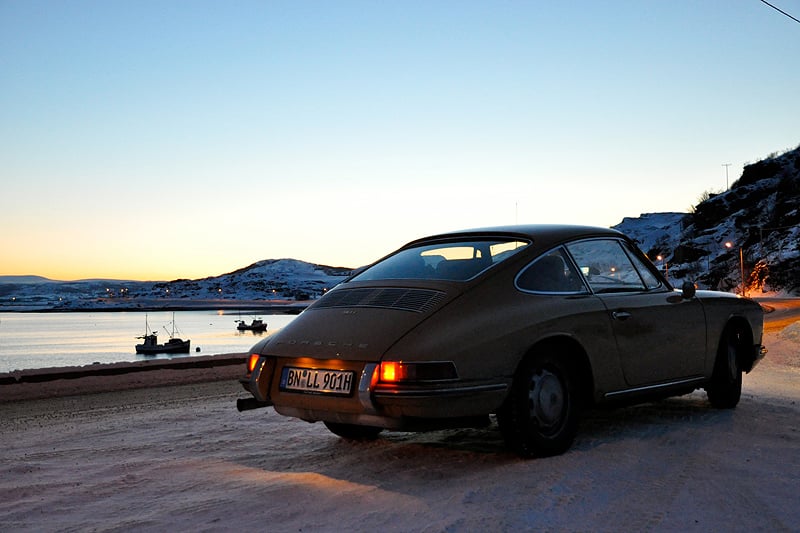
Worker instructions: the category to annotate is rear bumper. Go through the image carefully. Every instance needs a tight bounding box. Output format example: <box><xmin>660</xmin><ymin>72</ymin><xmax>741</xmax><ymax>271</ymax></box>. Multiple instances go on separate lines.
<box><xmin>240</xmin><ymin>355</ymin><xmax>509</xmax><ymax>428</ymax></box>
<box><xmin>372</xmin><ymin>382</ymin><xmax>508</xmax><ymax>418</ymax></box>
<box><xmin>272</xmin><ymin>379</ymin><xmax>508</xmax><ymax>428</ymax></box>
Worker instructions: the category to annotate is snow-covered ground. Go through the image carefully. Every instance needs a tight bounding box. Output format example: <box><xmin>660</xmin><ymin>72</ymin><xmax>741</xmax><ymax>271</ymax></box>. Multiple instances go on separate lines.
<box><xmin>1</xmin><ymin>326</ymin><xmax>798</xmax><ymax>531</ymax></box>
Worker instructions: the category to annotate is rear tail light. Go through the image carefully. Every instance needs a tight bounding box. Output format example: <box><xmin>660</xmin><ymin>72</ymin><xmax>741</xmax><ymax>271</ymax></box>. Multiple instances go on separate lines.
<box><xmin>379</xmin><ymin>361</ymin><xmax>457</xmax><ymax>383</ymax></box>
<box><xmin>247</xmin><ymin>354</ymin><xmax>260</xmax><ymax>373</ymax></box>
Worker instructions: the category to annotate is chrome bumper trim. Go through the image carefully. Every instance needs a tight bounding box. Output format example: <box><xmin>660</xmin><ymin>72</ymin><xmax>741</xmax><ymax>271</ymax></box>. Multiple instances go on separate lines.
<box><xmin>250</xmin><ymin>357</ymin><xmax>270</xmax><ymax>402</ymax></box>
<box><xmin>747</xmin><ymin>344</ymin><xmax>767</xmax><ymax>372</ymax></box>
<box><xmin>604</xmin><ymin>376</ymin><xmax>705</xmax><ymax>398</ymax></box>
<box><xmin>373</xmin><ymin>382</ymin><xmax>507</xmax><ymax>398</ymax></box>
<box><xmin>358</xmin><ymin>363</ymin><xmax>379</xmax><ymax>414</ymax></box>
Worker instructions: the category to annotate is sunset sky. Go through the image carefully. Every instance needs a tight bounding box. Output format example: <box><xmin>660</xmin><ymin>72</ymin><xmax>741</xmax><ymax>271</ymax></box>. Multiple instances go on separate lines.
<box><xmin>1</xmin><ymin>1</ymin><xmax>798</xmax><ymax>281</ymax></box>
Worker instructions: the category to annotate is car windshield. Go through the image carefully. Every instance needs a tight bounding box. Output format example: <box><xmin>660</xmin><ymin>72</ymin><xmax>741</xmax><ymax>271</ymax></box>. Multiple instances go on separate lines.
<box><xmin>352</xmin><ymin>238</ymin><xmax>530</xmax><ymax>282</ymax></box>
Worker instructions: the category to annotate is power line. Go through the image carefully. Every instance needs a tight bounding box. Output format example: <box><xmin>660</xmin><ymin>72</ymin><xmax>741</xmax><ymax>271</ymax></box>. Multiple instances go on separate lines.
<box><xmin>759</xmin><ymin>0</ymin><xmax>800</xmax><ymax>24</ymax></box>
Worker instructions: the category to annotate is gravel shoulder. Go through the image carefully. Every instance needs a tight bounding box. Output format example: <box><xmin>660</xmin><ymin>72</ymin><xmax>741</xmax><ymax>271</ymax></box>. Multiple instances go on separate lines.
<box><xmin>1</xmin><ymin>332</ymin><xmax>798</xmax><ymax>532</ymax></box>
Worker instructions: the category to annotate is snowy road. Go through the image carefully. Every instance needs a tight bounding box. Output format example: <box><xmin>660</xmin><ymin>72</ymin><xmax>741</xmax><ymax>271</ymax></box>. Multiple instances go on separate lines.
<box><xmin>759</xmin><ymin>296</ymin><xmax>800</xmax><ymax>333</ymax></box>
<box><xmin>1</xmin><ymin>330</ymin><xmax>799</xmax><ymax>532</ymax></box>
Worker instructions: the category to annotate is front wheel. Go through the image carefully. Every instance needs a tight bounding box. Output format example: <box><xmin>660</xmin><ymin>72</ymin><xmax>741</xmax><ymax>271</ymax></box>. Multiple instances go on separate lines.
<box><xmin>706</xmin><ymin>326</ymin><xmax>744</xmax><ymax>409</ymax></box>
<box><xmin>324</xmin><ymin>421</ymin><xmax>383</xmax><ymax>441</ymax></box>
<box><xmin>497</xmin><ymin>353</ymin><xmax>581</xmax><ymax>457</ymax></box>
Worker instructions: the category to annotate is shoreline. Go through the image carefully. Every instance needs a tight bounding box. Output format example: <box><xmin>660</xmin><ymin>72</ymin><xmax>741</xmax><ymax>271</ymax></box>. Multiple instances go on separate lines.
<box><xmin>2</xmin><ymin>299</ymin><xmax>797</xmax><ymax>403</ymax></box>
<box><xmin>0</xmin><ymin>352</ymin><xmax>247</xmax><ymax>402</ymax></box>
<box><xmin>0</xmin><ymin>298</ymin><xmax>310</xmax><ymax>314</ymax></box>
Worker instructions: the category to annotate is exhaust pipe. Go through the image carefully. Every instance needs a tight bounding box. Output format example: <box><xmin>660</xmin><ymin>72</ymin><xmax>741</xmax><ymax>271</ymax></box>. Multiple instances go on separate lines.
<box><xmin>237</xmin><ymin>397</ymin><xmax>272</xmax><ymax>412</ymax></box>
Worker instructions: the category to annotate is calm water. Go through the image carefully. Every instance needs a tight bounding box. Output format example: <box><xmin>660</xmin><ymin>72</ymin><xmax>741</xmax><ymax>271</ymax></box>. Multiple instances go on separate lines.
<box><xmin>0</xmin><ymin>311</ymin><xmax>298</xmax><ymax>373</ymax></box>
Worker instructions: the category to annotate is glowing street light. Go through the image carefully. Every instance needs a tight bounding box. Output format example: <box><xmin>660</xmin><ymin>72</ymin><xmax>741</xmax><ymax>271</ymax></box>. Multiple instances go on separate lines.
<box><xmin>656</xmin><ymin>255</ymin><xmax>668</xmax><ymax>280</ymax></box>
<box><xmin>725</xmin><ymin>241</ymin><xmax>746</xmax><ymax>297</ymax></box>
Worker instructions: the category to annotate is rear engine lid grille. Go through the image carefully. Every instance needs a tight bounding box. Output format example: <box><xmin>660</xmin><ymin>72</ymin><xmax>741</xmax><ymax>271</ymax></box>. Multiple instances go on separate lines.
<box><xmin>313</xmin><ymin>287</ymin><xmax>447</xmax><ymax>313</ymax></box>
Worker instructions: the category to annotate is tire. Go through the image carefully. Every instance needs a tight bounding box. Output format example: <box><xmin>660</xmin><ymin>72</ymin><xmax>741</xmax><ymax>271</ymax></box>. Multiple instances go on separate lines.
<box><xmin>706</xmin><ymin>325</ymin><xmax>744</xmax><ymax>409</ymax></box>
<box><xmin>497</xmin><ymin>352</ymin><xmax>581</xmax><ymax>457</ymax></box>
<box><xmin>323</xmin><ymin>421</ymin><xmax>383</xmax><ymax>441</ymax></box>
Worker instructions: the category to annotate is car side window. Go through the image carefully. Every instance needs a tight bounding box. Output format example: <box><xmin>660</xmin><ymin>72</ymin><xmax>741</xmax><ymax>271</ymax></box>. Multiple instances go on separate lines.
<box><xmin>622</xmin><ymin>242</ymin><xmax>663</xmax><ymax>290</ymax></box>
<box><xmin>516</xmin><ymin>248</ymin><xmax>587</xmax><ymax>293</ymax></box>
<box><xmin>566</xmin><ymin>239</ymin><xmax>647</xmax><ymax>293</ymax></box>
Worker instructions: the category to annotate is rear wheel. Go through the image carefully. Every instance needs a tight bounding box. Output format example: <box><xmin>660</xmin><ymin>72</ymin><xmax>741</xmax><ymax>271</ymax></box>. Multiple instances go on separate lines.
<box><xmin>324</xmin><ymin>422</ymin><xmax>383</xmax><ymax>441</ymax></box>
<box><xmin>706</xmin><ymin>325</ymin><xmax>744</xmax><ymax>409</ymax></box>
<box><xmin>497</xmin><ymin>352</ymin><xmax>581</xmax><ymax>457</ymax></box>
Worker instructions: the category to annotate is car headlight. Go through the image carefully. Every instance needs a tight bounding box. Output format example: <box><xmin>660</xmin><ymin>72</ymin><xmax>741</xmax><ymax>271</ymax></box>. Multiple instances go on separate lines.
<box><xmin>379</xmin><ymin>361</ymin><xmax>458</xmax><ymax>383</ymax></box>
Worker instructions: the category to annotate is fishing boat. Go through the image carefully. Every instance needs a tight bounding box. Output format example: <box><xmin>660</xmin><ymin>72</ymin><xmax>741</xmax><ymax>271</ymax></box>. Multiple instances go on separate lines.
<box><xmin>135</xmin><ymin>313</ymin><xmax>191</xmax><ymax>354</ymax></box>
<box><xmin>236</xmin><ymin>317</ymin><xmax>267</xmax><ymax>332</ymax></box>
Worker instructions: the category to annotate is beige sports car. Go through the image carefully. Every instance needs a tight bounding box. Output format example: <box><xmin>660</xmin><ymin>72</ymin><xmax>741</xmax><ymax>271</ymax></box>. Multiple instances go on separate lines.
<box><xmin>238</xmin><ymin>225</ymin><xmax>765</xmax><ymax>457</ymax></box>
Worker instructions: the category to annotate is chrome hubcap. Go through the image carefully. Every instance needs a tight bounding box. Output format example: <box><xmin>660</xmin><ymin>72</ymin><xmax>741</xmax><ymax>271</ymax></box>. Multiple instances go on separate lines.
<box><xmin>528</xmin><ymin>369</ymin><xmax>565</xmax><ymax>430</ymax></box>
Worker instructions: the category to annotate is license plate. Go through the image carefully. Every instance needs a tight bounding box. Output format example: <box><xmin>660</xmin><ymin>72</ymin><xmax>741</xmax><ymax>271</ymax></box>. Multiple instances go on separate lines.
<box><xmin>280</xmin><ymin>366</ymin><xmax>355</xmax><ymax>396</ymax></box>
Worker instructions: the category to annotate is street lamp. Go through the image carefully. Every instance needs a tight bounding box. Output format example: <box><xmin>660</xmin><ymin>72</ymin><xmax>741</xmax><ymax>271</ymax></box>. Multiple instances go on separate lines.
<box><xmin>725</xmin><ymin>241</ymin><xmax>746</xmax><ymax>297</ymax></box>
<box><xmin>656</xmin><ymin>255</ymin><xmax>668</xmax><ymax>280</ymax></box>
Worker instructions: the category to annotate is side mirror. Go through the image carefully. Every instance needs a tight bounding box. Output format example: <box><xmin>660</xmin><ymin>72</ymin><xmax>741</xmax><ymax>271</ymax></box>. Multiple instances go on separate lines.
<box><xmin>681</xmin><ymin>281</ymin><xmax>697</xmax><ymax>299</ymax></box>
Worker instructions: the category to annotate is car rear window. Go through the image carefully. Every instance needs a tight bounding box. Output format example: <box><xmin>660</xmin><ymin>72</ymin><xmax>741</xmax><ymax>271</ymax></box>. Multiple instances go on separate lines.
<box><xmin>352</xmin><ymin>238</ymin><xmax>530</xmax><ymax>282</ymax></box>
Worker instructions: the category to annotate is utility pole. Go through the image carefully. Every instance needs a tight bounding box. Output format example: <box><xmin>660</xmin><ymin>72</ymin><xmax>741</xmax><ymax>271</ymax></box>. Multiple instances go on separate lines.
<box><xmin>722</xmin><ymin>163</ymin><xmax>731</xmax><ymax>189</ymax></box>
<box><xmin>725</xmin><ymin>240</ymin><xmax>746</xmax><ymax>297</ymax></box>
<box><xmin>739</xmin><ymin>246</ymin><xmax>746</xmax><ymax>298</ymax></box>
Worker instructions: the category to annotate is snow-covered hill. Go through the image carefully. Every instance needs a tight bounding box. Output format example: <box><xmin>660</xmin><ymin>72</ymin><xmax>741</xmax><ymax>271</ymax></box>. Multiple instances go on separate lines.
<box><xmin>0</xmin><ymin>260</ymin><xmax>354</xmax><ymax>311</ymax></box>
<box><xmin>616</xmin><ymin>144</ymin><xmax>800</xmax><ymax>295</ymax></box>
<box><xmin>153</xmin><ymin>259</ymin><xmax>353</xmax><ymax>301</ymax></box>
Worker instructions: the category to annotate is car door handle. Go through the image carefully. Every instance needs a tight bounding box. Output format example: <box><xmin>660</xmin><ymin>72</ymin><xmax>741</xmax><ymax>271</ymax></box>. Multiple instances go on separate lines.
<box><xmin>612</xmin><ymin>311</ymin><xmax>632</xmax><ymax>321</ymax></box>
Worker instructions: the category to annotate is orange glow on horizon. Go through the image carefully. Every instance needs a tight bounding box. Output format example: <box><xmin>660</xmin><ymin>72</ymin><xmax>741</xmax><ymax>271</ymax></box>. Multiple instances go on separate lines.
<box><xmin>1</xmin><ymin>258</ymin><xmax>256</xmax><ymax>283</ymax></box>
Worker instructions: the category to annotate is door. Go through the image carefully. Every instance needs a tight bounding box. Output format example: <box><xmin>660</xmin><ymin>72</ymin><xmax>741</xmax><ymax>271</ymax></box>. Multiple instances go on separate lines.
<box><xmin>598</xmin><ymin>291</ymin><xmax>706</xmax><ymax>386</ymax></box>
<box><xmin>566</xmin><ymin>238</ymin><xmax>707</xmax><ymax>387</ymax></box>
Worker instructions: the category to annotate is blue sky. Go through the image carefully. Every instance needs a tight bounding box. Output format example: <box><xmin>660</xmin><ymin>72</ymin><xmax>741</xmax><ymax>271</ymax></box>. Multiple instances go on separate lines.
<box><xmin>1</xmin><ymin>1</ymin><xmax>798</xmax><ymax>280</ymax></box>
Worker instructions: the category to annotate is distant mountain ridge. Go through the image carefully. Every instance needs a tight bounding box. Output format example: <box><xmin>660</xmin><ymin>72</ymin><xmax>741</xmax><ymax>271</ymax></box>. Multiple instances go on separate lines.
<box><xmin>0</xmin><ymin>259</ymin><xmax>355</xmax><ymax>311</ymax></box>
<box><xmin>3</xmin><ymin>144</ymin><xmax>798</xmax><ymax>310</ymax></box>
<box><xmin>0</xmin><ymin>275</ymin><xmax>56</xmax><ymax>284</ymax></box>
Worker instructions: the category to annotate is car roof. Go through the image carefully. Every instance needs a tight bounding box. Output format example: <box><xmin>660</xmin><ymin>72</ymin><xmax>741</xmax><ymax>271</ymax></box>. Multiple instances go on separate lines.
<box><xmin>403</xmin><ymin>224</ymin><xmax>626</xmax><ymax>251</ymax></box>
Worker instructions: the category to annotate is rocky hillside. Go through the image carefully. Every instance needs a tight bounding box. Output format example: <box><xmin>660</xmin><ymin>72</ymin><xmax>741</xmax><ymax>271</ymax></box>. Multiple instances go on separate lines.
<box><xmin>616</xmin><ymin>144</ymin><xmax>800</xmax><ymax>295</ymax></box>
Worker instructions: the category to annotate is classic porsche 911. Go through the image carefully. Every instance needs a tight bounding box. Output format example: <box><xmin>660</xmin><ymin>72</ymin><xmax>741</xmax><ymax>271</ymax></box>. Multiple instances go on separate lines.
<box><xmin>238</xmin><ymin>225</ymin><xmax>765</xmax><ymax>457</ymax></box>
